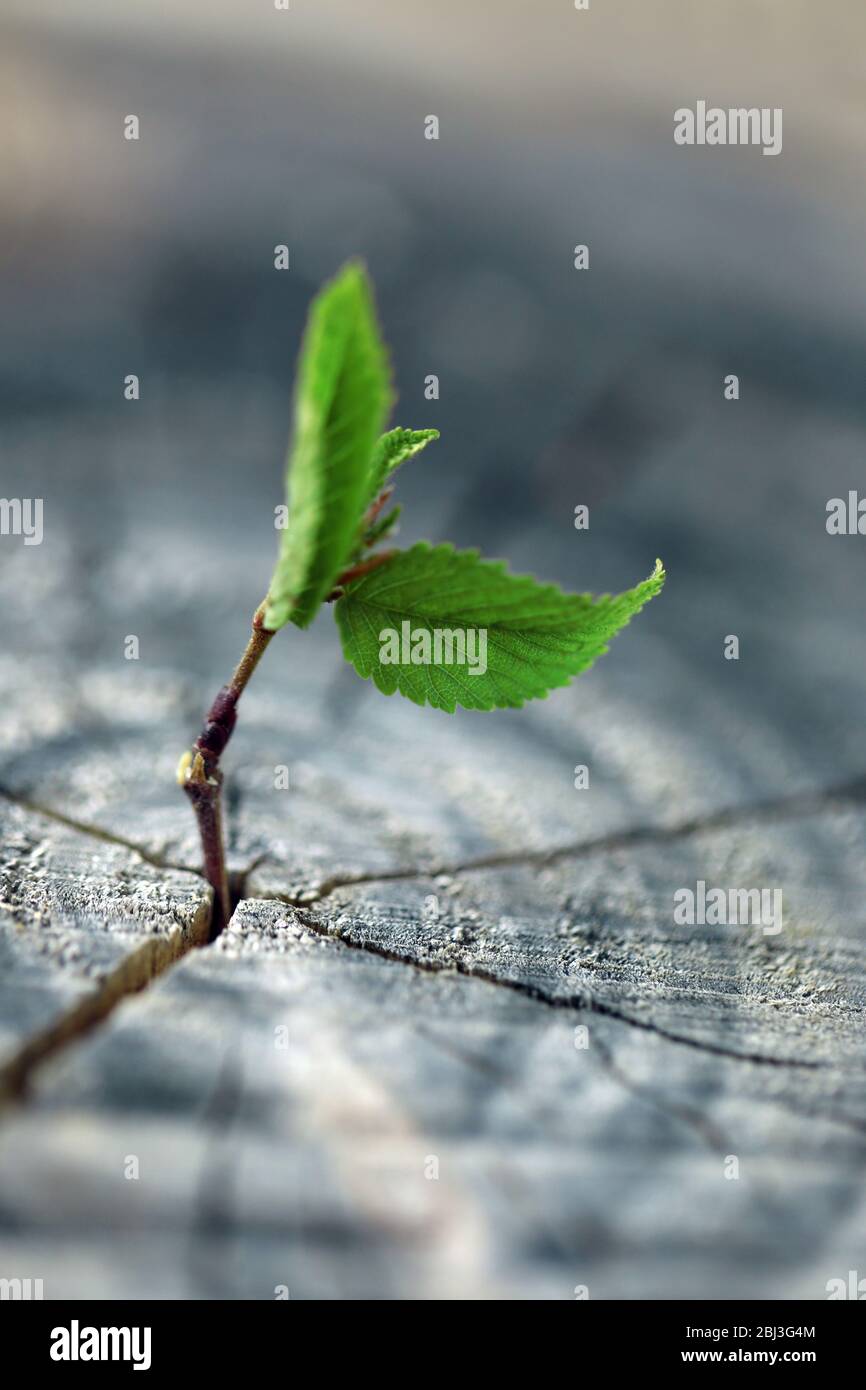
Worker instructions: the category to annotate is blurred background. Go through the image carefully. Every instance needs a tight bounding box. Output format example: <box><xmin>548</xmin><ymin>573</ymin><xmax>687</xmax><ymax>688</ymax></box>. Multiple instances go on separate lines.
<box><xmin>2</xmin><ymin>0</ymin><xmax>866</xmax><ymax>784</ymax></box>
<box><xmin>2</xmin><ymin>0</ymin><xmax>866</xmax><ymax>1302</ymax></box>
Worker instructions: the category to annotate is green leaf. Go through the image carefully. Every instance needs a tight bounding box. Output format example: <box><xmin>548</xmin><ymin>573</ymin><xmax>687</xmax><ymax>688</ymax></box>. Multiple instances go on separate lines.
<box><xmin>347</xmin><ymin>427</ymin><xmax>436</xmax><ymax>563</ymax></box>
<box><xmin>264</xmin><ymin>262</ymin><xmax>393</xmax><ymax>631</ymax></box>
<box><xmin>366</xmin><ymin>428</ymin><xmax>438</xmax><ymax>504</ymax></box>
<box><xmin>335</xmin><ymin>544</ymin><xmax>664</xmax><ymax>712</ymax></box>
<box><xmin>363</xmin><ymin>503</ymin><xmax>402</xmax><ymax>550</ymax></box>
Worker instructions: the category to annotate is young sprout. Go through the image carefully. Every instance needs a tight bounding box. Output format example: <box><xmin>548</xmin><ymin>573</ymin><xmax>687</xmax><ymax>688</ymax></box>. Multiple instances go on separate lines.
<box><xmin>179</xmin><ymin>262</ymin><xmax>664</xmax><ymax>924</ymax></box>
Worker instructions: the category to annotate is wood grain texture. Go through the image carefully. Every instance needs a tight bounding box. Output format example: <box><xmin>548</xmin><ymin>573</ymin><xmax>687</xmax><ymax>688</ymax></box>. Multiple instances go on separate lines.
<box><xmin>0</xmin><ymin>796</ymin><xmax>211</xmax><ymax>1101</ymax></box>
<box><xmin>2</xmin><ymin>34</ymin><xmax>866</xmax><ymax>1295</ymax></box>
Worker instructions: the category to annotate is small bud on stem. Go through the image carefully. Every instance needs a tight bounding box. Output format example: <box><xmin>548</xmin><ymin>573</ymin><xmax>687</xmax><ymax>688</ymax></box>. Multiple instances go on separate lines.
<box><xmin>179</xmin><ymin>600</ymin><xmax>275</xmax><ymax>928</ymax></box>
<box><xmin>180</xmin><ymin>560</ymin><xmax>387</xmax><ymax>928</ymax></box>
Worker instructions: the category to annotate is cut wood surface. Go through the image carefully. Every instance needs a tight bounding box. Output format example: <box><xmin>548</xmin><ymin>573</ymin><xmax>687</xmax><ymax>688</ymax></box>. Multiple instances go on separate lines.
<box><xmin>2</xmin><ymin>524</ymin><xmax>866</xmax><ymax>1297</ymax></box>
<box><xmin>3</xmin><ymin>16</ymin><xmax>866</xmax><ymax>1298</ymax></box>
<box><xmin>0</xmin><ymin>796</ymin><xmax>210</xmax><ymax>1102</ymax></box>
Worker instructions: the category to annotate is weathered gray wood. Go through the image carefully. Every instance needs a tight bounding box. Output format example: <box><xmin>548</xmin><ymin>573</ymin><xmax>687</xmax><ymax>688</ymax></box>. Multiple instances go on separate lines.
<box><xmin>5</xmin><ymin>373</ymin><xmax>866</xmax><ymax>1295</ymax></box>
<box><xmin>275</xmin><ymin>810</ymin><xmax>866</xmax><ymax>1077</ymax></box>
<box><xmin>0</xmin><ymin>794</ymin><xmax>211</xmax><ymax>1100</ymax></box>
<box><xmin>4</xmin><ymin>481</ymin><xmax>866</xmax><ymax>1295</ymax></box>
<box><xmin>2</xmin><ymin>895</ymin><xmax>864</xmax><ymax>1300</ymax></box>
<box><xmin>3</xmin><ymin>11</ymin><xmax>866</xmax><ymax>1299</ymax></box>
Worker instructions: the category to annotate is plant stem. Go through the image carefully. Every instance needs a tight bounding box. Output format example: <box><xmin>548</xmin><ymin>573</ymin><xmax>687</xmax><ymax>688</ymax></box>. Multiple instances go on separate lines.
<box><xmin>181</xmin><ymin>759</ymin><xmax>231</xmax><ymax>925</ymax></box>
<box><xmin>178</xmin><ymin>601</ymin><xmax>275</xmax><ymax>927</ymax></box>
<box><xmin>324</xmin><ymin>548</ymin><xmax>395</xmax><ymax>600</ymax></box>
<box><xmin>178</xmin><ymin>550</ymin><xmax>389</xmax><ymax>926</ymax></box>
<box><xmin>229</xmin><ymin>602</ymin><xmax>277</xmax><ymax>695</ymax></box>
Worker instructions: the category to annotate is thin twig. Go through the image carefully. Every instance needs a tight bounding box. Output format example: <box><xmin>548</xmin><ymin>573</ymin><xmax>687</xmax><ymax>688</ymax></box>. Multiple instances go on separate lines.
<box><xmin>179</xmin><ymin>549</ymin><xmax>396</xmax><ymax>926</ymax></box>
<box><xmin>178</xmin><ymin>600</ymin><xmax>275</xmax><ymax>926</ymax></box>
<box><xmin>325</xmin><ymin>548</ymin><xmax>396</xmax><ymax>601</ymax></box>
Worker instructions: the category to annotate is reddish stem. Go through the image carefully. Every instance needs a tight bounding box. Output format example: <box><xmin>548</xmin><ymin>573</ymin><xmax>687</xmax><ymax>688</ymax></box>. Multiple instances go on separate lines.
<box><xmin>179</xmin><ymin>602</ymin><xmax>275</xmax><ymax>927</ymax></box>
<box><xmin>362</xmin><ymin>486</ymin><xmax>394</xmax><ymax>530</ymax></box>
<box><xmin>325</xmin><ymin>548</ymin><xmax>396</xmax><ymax>600</ymax></box>
<box><xmin>179</xmin><ymin>547</ymin><xmax>394</xmax><ymax>926</ymax></box>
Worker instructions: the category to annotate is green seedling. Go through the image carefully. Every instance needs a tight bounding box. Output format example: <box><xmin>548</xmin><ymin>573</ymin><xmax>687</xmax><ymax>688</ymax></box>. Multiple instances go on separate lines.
<box><xmin>178</xmin><ymin>262</ymin><xmax>664</xmax><ymax>923</ymax></box>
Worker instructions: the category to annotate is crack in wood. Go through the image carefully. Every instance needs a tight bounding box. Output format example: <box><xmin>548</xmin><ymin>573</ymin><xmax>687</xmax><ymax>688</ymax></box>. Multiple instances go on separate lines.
<box><xmin>0</xmin><ymin>783</ymin><xmax>193</xmax><ymax>877</ymax></box>
<box><xmin>590</xmin><ymin>1029</ymin><xmax>731</xmax><ymax>1153</ymax></box>
<box><xmin>0</xmin><ymin>895</ymin><xmax>212</xmax><ymax>1108</ymax></box>
<box><xmin>280</xmin><ymin>770</ymin><xmax>866</xmax><ymax>902</ymax></box>
<box><xmin>287</xmin><ymin>905</ymin><xmax>832</xmax><ymax>1073</ymax></box>
<box><xmin>6</xmin><ymin>770</ymin><xmax>866</xmax><ymax>907</ymax></box>
<box><xmin>2</xmin><ymin>770</ymin><xmax>863</xmax><ymax>1117</ymax></box>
